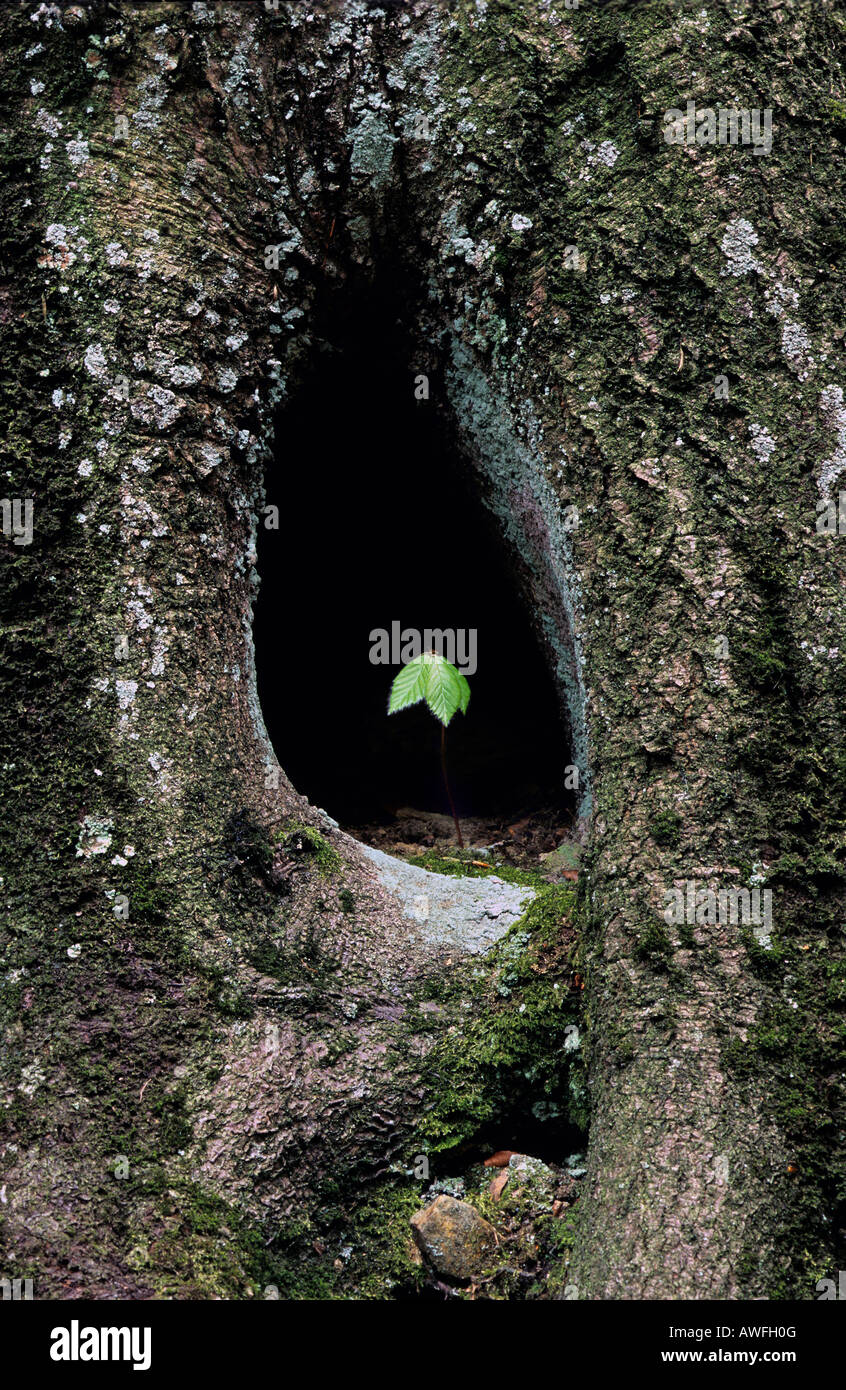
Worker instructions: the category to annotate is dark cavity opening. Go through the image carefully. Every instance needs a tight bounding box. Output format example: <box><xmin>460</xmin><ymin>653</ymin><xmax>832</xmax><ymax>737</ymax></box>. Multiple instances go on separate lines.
<box><xmin>254</xmin><ymin>282</ymin><xmax>574</xmax><ymax>842</ymax></box>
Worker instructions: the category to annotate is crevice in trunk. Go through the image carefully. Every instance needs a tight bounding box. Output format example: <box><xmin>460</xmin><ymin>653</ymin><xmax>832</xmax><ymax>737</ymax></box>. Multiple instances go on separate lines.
<box><xmin>253</xmin><ymin>273</ymin><xmax>578</xmax><ymax>850</ymax></box>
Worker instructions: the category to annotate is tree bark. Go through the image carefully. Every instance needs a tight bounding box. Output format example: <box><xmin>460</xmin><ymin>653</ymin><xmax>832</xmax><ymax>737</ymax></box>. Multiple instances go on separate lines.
<box><xmin>1</xmin><ymin>0</ymin><xmax>844</xmax><ymax>1301</ymax></box>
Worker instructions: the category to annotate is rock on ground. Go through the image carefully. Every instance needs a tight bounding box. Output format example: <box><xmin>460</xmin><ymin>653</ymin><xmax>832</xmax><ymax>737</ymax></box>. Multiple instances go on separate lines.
<box><xmin>410</xmin><ymin>1194</ymin><xmax>498</xmax><ymax>1281</ymax></box>
<box><xmin>361</xmin><ymin>844</ymin><xmax>535</xmax><ymax>954</ymax></box>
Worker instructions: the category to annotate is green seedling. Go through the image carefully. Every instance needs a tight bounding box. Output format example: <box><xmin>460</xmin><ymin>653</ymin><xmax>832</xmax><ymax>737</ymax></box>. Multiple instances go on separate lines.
<box><xmin>388</xmin><ymin>651</ymin><xmax>470</xmax><ymax>847</ymax></box>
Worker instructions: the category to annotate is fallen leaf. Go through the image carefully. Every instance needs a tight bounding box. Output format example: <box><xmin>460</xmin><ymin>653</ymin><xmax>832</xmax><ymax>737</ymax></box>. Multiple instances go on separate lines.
<box><xmin>484</xmin><ymin>1149</ymin><xmax>515</xmax><ymax>1168</ymax></box>
<box><xmin>489</xmin><ymin>1170</ymin><xmax>509</xmax><ymax>1201</ymax></box>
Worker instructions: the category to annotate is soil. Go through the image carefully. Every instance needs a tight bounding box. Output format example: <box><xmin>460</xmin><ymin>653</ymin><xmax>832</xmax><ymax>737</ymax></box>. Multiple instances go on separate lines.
<box><xmin>346</xmin><ymin>804</ymin><xmax>580</xmax><ymax>881</ymax></box>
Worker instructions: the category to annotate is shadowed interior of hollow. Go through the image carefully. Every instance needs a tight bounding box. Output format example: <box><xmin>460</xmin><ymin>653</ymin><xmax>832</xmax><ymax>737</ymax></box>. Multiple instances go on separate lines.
<box><xmin>254</xmin><ymin>283</ymin><xmax>574</xmax><ymax>830</ymax></box>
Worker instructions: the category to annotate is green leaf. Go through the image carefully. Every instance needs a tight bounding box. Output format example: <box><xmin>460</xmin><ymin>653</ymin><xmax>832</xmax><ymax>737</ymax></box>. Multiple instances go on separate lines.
<box><xmin>389</xmin><ymin>650</ymin><xmax>472</xmax><ymax>727</ymax></box>
<box><xmin>422</xmin><ymin>653</ymin><xmax>464</xmax><ymax>726</ymax></box>
<box><xmin>455</xmin><ymin>670</ymin><xmax>471</xmax><ymax>716</ymax></box>
<box><xmin>388</xmin><ymin>654</ymin><xmax>428</xmax><ymax>714</ymax></box>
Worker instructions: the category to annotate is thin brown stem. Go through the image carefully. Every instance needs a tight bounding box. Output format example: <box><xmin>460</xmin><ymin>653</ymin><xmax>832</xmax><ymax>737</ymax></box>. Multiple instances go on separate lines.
<box><xmin>440</xmin><ymin>723</ymin><xmax>464</xmax><ymax>848</ymax></box>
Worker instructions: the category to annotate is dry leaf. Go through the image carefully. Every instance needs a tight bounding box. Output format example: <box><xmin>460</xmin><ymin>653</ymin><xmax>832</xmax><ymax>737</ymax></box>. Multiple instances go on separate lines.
<box><xmin>484</xmin><ymin>1149</ymin><xmax>515</xmax><ymax>1169</ymax></box>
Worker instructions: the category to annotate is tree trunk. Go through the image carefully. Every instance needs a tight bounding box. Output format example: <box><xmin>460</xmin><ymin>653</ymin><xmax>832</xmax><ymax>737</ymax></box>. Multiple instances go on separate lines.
<box><xmin>1</xmin><ymin>0</ymin><xmax>844</xmax><ymax>1301</ymax></box>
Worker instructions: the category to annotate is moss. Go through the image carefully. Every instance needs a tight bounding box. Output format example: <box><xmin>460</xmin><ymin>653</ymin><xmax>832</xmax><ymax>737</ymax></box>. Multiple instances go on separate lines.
<box><xmin>414</xmin><ymin>884</ymin><xmax>586</xmax><ymax>1152</ymax></box>
<box><xmin>732</xmin><ymin>608</ymin><xmax>792</xmax><ymax>698</ymax></box>
<box><xmin>237</xmin><ymin>1179</ymin><xmax>424</xmax><ymax>1302</ymax></box>
<box><xmin>335</xmin><ymin>1185</ymin><xmax>424</xmax><ymax>1299</ymax></box>
<box><xmin>677</xmin><ymin>920</ymin><xmax>697</xmax><ymax>950</ymax></box>
<box><xmin>125</xmin><ymin>1162</ymin><xmax>419</xmax><ymax>1304</ymax></box>
<box><xmin>275</xmin><ymin>823</ymin><xmax>341</xmax><ymax>876</ymax></box>
<box><xmin>211</xmin><ymin>982</ymin><xmax>254</xmax><ymax>1021</ymax></box>
<box><xmin>648</xmin><ymin>809</ymin><xmax>682</xmax><ymax>849</ymax></box>
<box><xmin>246</xmin><ymin>920</ymin><xmax>341</xmax><ymax>990</ymax></box>
<box><xmin>123</xmin><ymin>862</ymin><xmax>170</xmax><ymax>924</ymax></box>
<box><xmin>222</xmin><ymin>809</ymin><xmax>275</xmax><ymax>885</ymax></box>
<box><xmin>404</xmin><ymin>846</ymin><xmax>547</xmax><ymax>890</ymax></box>
<box><xmin>126</xmin><ymin>1181</ymin><xmax>278</xmax><ymax>1301</ymax></box>
<box><xmin>721</xmin><ymin>940</ymin><xmax>846</xmax><ymax>1293</ymax></box>
<box><xmin>544</xmin><ymin>1206</ymin><xmax>580</xmax><ymax>1298</ymax></box>
<box><xmin>632</xmin><ymin>918</ymin><xmax>673</xmax><ymax>967</ymax></box>
<box><xmin>151</xmin><ymin>1085</ymin><xmax>193</xmax><ymax>1157</ymax></box>
<box><xmin>1</xmin><ymin>0</ymin><xmax>842</xmax><ymax>1303</ymax></box>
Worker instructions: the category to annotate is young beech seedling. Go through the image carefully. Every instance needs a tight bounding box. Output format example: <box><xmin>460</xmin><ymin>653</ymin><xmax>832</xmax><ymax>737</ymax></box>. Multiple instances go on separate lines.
<box><xmin>388</xmin><ymin>650</ymin><xmax>470</xmax><ymax>847</ymax></box>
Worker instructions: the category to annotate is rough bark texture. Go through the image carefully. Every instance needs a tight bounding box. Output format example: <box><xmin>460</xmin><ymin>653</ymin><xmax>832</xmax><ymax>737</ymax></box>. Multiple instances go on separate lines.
<box><xmin>1</xmin><ymin>0</ymin><xmax>844</xmax><ymax>1301</ymax></box>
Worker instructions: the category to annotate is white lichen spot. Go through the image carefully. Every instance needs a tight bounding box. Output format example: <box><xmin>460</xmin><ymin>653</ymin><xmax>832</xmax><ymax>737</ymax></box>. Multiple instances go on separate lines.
<box><xmin>35</xmin><ymin>107</ymin><xmax>62</xmax><ymax>137</ymax></box>
<box><xmin>75</xmin><ymin>814</ymin><xmax>113</xmax><ymax>858</ymax></box>
<box><xmin>133</xmin><ymin>74</ymin><xmax>167</xmax><ymax>132</ymax></box>
<box><xmin>348</xmin><ymin>109</ymin><xmax>397</xmax><ymax>191</ymax></box>
<box><xmin>147</xmin><ymin>750</ymin><xmax>176</xmax><ymax>798</ymax></box>
<box><xmin>217</xmin><ymin>367</ymin><xmax>238</xmax><ymax>393</ymax></box>
<box><xmin>223</xmin><ymin>37</ymin><xmax>255</xmax><ymax>101</ymax></box>
<box><xmin>781</xmin><ymin>319</ymin><xmax>812</xmax><ymax>375</ymax></box>
<box><xmin>748</xmin><ymin>423</ymin><xmax>776</xmax><ymax>464</ymax></box>
<box><xmin>764</xmin><ymin>280</ymin><xmax>799</xmax><ymax>319</ymax></box>
<box><xmin>66</xmin><ymin>135</ymin><xmax>90</xmax><ymax>168</ymax></box>
<box><xmin>720</xmin><ymin>218</ymin><xmax>762</xmax><ymax>277</ymax></box>
<box><xmin>818</xmin><ymin>385</ymin><xmax>846</xmax><ymax>495</ymax></box>
<box><xmin>30</xmin><ymin>3</ymin><xmax>63</xmax><ymax>27</ymax></box>
<box><xmin>586</xmin><ymin>139</ymin><xmax>619</xmax><ymax>169</ymax></box>
<box><xmin>40</xmin><ymin>222</ymin><xmax>76</xmax><ymax>270</ymax></box>
<box><xmin>150</xmin><ymin>627</ymin><xmax>168</xmax><ymax>676</ymax></box>
<box><xmin>126</xmin><ymin>593</ymin><xmax>152</xmax><ymax>631</ymax></box>
<box><xmin>18</xmin><ymin>1061</ymin><xmax>47</xmax><ymax>1098</ymax></box>
<box><xmin>169</xmin><ymin>363</ymin><xmax>201</xmax><ymax>387</ymax></box>
<box><xmin>105</xmin><ymin>241</ymin><xmax>128</xmax><ymax>267</ymax></box>
<box><xmin>511</xmin><ymin>213</ymin><xmax>533</xmax><ymax>233</ymax></box>
<box><xmin>83</xmin><ymin>342</ymin><xmax>108</xmax><ymax>379</ymax></box>
<box><xmin>130</xmin><ymin>385</ymin><xmax>182</xmax><ymax>430</ymax></box>
<box><xmin>115</xmin><ymin>679</ymin><xmax>138</xmax><ymax>710</ymax></box>
<box><xmin>197</xmin><ymin>442</ymin><xmax>224</xmax><ymax>476</ymax></box>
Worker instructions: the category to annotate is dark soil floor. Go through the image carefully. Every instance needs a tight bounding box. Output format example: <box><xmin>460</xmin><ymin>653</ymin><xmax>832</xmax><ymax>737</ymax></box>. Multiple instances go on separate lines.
<box><xmin>346</xmin><ymin>803</ymin><xmax>581</xmax><ymax>882</ymax></box>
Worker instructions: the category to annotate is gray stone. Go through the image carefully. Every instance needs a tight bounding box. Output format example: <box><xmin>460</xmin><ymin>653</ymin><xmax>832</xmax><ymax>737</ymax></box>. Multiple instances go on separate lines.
<box><xmin>361</xmin><ymin>844</ymin><xmax>535</xmax><ymax>954</ymax></box>
<box><xmin>507</xmin><ymin>1152</ymin><xmax>556</xmax><ymax>1196</ymax></box>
